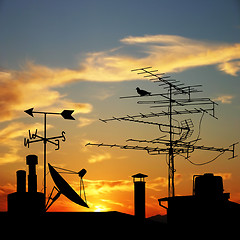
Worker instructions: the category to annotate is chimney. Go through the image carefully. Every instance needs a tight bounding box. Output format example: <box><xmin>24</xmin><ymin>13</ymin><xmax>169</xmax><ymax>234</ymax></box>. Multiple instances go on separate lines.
<box><xmin>132</xmin><ymin>173</ymin><xmax>148</xmax><ymax>219</ymax></box>
<box><xmin>26</xmin><ymin>154</ymin><xmax>38</xmax><ymax>193</ymax></box>
<box><xmin>16</xmin><ymin>170</ymin><xmax>26</xmax><ymax>193</ymax></box>
<box><xmin>8</xmin><ymin>154</ymin><xmax>45</xmax><ymax>214</ymax></box>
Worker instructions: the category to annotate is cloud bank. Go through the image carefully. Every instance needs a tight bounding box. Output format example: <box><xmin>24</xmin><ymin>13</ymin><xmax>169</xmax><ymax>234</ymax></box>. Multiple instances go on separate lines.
<box><xmin>0</xmin><ymin>63</ymin><xmax>93</xmax><ymax>122</ymax></box>
<box><xmin>1</xmin><ymin>34</ymin><xmax>239</xmax><ymax>122</ymax></box>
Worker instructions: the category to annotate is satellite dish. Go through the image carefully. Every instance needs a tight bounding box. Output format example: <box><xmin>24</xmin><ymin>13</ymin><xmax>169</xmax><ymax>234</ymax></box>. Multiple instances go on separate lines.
<box><xmin>48</xmin><ymin>163</ymin><xmax>89</xmax><ymax>208</ymax></box>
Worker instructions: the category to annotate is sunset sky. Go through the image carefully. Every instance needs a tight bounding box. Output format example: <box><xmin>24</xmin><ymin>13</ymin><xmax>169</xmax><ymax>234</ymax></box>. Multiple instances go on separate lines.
<box><xmin>0</xmin><ymin>0</ymin><xmax>240</xmax><ymax>216</ymax></box>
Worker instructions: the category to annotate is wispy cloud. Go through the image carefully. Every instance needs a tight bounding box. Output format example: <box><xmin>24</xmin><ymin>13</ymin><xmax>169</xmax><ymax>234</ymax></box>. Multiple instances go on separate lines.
<box><xmin>83</xmin><ymin>175</ymin><xmax>182</xmax><ymax>195</ymax></box>
<box><xmin>77</xmin><ymin>117</ymin><xmax>96</xmax><ymax>128</ymax></box>
<box><xmin>94</xmin><ymin>88</ymin><xmax>115</xmax><ymax>101</ymax></box>
<box><xmin>218</xmin><ymin>61</ymin><xmax>240</xmax><ymax>76</ymax></box>
<box><xmin>120</xmin><ymin>34</ymin><xmax>240</xmax><ymax>73</ymax></box>
<box><xmin>0</xmin><ymin>121</ymin><xmax>44</xmax><ymax>165</ymax></box>
<box><xmin>213</xmin><ymin>95</ymin><xmax>234</xmax><ymax>104</ymax></box>
<box><xmin>100</xmin><ymin>198</ymin><xmax>124</xmax><ymax>207</ymax></box>
<box><xmin>120</xmin><ymin>34</ymin><xmax>201</xmax><ymax>45</ymax></box>
<box><xmin>88</xmin><ymin>152</ymin><xmax>111</xmax><ymax>163</ymax></box>
<box><xmin>147</xmin><ymin>174</ymin><xmax>182</xmax><ymax>191</ymax></box>
<box><xmin>215</xmin><ymin>172</ymin><xmax>232</xmax><ymax>180</ymax></box>
<box><xmin>73</xmin><ymin>179</ymin><xmax>132</xmax><ymax>196</ymax></box>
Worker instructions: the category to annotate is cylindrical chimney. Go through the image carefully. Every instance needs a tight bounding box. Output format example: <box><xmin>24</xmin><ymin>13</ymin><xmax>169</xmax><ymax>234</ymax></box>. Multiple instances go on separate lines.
<box><xmin>26</xmin><ymin>155</ymin><xmax>38</xmax><ymax>193</ymax></box>
<box><xmin>132</xmin><ymin>173</ymin><xmax>148</xmax><ymax>219</ymax></box>
<box><xmin>16</xmin><ymin>170</ymin><xmax>26</xmax><ymax>193</ymax></box>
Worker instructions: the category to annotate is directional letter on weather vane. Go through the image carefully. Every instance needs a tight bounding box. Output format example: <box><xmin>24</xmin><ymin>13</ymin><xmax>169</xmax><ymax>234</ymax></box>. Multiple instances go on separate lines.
<box><xmin>24</xmin><ymin>129</ymin><xmax>66</xmax><ymax>150</ymax></box>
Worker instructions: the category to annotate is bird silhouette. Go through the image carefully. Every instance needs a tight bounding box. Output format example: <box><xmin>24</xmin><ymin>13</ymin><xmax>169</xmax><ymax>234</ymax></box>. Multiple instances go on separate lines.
<box><xmin>136</xmin><ymin>87</ymin><xmax>151</xmax><ymax>96</ymax></box>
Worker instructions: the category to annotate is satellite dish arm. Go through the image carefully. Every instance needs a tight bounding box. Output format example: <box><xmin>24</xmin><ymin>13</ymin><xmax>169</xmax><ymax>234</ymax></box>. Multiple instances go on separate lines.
<box><xmin>80</xmin><ymin>178</ymin><xmax>87</xmax><ymax>204</ymax></box>
<box><xmin>45</xmin><ymin>186</ymin><xmax>61</xmax><ymax>211</ymax></box>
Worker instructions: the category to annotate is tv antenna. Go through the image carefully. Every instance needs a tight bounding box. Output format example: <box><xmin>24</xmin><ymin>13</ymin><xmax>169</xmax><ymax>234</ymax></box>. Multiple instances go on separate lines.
<box><xmin>86</xmin><ymin>67</ymin><xmax>238</xmax><ymax>197</ymax></box>
<box><xmin>24</xmin><ymin>107</ymin><xmax>75</xmax><ymax>207</ymax></box>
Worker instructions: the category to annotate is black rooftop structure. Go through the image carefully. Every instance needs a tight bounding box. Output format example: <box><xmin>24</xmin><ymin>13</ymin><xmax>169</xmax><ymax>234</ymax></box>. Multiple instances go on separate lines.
<box><xmin>132</xmin><ymin>173</ymin><xmax>148</xmax><ymax>219</ymax></box>
<box><xmin>132</xmin><ymin>173</ymin><xmax>148</xmax><ymax>182</ymax></box>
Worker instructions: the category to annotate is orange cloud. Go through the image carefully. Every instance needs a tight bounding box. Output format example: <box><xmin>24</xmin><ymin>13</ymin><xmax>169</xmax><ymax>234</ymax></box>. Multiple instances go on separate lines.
<box><xmin>147</xmin><ymin>174</ymin><xmax>182</xmax><ymax>191</ymax></box>
<box><xmin>0</xmin><ymin>122</ymin><xmax>43</xmax><ymax>165</ymax></box>
<box><xmin>0</xmin><ymin>63</ymin><xmax>93</xmax><ymax>122</ymax></box>
<box><xmin>0</xmin><ymin>183</ymin><xmax>15</xmax><ymax>195</ymax></box>
<box><xmin>82</xmin><ymin>175</ymin><xmax>182</xmax><ymax>196</ymax></box>
<box><xmin>218</xmin><ymin>61</ymin><xmax>240</xmax><ymax>76</ymax></box>
<box><xmin>213</xmin><ymin>95</ymin><xmax>234</xmax><ymax>104</ymax></box>
<box><xmin>88</xmin><ymin>153</ymin><xmax>111</xmax><ymax>163</ymax></box>
<box><xmin>77</xmin><ymin>117</ymin><xmax>96</xmax><ymax>128</ymax></box>
<box><xmin>120</xmin><ymin>34</ymin><xmax>240</xmax><ymax>73</ymax></box>
<box><xmin>0</xmin><ymin>183</ymin><xmax>16</xmax><ymax>211</ymax></box>
<box><xmin>215</xmin><ymin>172</ymin><xmax>232</xmax><ymax>180</ymax></box>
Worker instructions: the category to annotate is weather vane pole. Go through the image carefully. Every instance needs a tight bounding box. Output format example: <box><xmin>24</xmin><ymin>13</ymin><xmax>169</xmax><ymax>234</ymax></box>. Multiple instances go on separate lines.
<box><xmin>24</xmin><ymin>107</ymin><xmax>75</xmax><ymax>208</ymax></box>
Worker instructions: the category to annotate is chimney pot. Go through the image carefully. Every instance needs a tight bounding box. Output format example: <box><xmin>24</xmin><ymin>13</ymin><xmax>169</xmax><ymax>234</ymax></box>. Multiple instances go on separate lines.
<box><xmin>132</xmin><ymin>173</ymin><xmax>148</xmax><ymax>219</ymax></box>
<box><xmin>16</xmin><ymin>170</ymin><xmax>26</xmax><ymax>193</ymax></box>
<box><xmin>26</xmin><ymin>154</ymin><xmax>38</xmax><ymax>193</ymax></box>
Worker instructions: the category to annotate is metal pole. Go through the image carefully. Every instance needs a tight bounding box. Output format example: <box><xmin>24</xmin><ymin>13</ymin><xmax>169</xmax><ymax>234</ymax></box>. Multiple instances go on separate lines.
<box><xmin>168</xmin><ymin>85</ymin><xmax>175</xmax><ymax>197</ymax></box>
<box><xmin>44</xmin><ymin>113</ymin><xmax>47</xmax><ymax>209</ymax></box>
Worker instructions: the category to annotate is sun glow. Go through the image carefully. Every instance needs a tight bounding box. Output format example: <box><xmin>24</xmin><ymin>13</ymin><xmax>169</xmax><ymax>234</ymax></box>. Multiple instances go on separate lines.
<box><xmin>94</xmin><ymin>205</ymin><xmax>110</xmax><ymax>212</ymax></box>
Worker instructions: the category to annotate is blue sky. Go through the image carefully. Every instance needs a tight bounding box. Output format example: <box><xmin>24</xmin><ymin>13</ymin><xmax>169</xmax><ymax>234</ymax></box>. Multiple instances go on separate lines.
<box><xmin>0</xmin><ymin>0</ymin><xmax>239</xmax><ymax>214</ymax></box>
<box><xmin>1</xmin><ymin>0</ymin><xmax>239</xmax><ymax>69</ymax></box>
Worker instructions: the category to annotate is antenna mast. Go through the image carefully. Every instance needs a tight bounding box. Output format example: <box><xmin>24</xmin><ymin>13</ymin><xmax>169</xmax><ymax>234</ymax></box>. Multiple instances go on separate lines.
<box><xmin>86</xmin><ymin>67</ymin><xmax>238</xmax><ymax>197</ymax></box>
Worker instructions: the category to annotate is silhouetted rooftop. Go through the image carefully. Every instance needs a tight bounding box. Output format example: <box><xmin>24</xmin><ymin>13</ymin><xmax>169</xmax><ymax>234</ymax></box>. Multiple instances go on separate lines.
<box><xmin>0</xmin><ymin>211</ymin><xmax>167</xmax><ymax>234</ymax></box>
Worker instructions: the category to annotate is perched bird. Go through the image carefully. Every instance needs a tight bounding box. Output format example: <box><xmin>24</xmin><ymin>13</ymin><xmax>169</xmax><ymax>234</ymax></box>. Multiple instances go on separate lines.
<box><xmin>136</xmin><ymin>87</ymin><xmax>151</xmax><ymax>96</ymax></box>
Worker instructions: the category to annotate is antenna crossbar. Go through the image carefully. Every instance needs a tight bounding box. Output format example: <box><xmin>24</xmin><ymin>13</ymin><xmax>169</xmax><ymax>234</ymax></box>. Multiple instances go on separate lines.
<box><xmin>99</xmin><ymin>107</ymin><xmax>217</xmax><ymax>123</ymax></box>
<box><xmin>137</xmin><ymin>97</ymin><xmax>213</xmax><ymax>105</ymax></box>
<box><xmin>85</xmin><ymin>142</ymin><xmax>169</xmax><ymax>155</ymax></box>
<box><xmin>85</xmin><ymin>142</ymin><xmax>201</xmax><ymax>155</ymax></box>
<box><xmin>101</xmin><ymin>117</ymin><xmax>190</xmax><ymax>131</ymax></box>
<box><xmin>119</xmin><ymin>93</ymin><xmax>169</xmax><ymax>99</ymax></box>
<box><xmin>126</xmin><ymin>138</ymin><xmax>237</xmax><ymax>155</ymax></box>
<box><xmin>86</xmin><ymin>142</ymin><xmax>219</xmax><ymax>155</ymax></box>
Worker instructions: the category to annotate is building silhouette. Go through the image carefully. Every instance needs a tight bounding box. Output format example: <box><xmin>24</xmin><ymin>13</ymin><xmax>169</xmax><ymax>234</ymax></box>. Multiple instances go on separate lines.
<box><xmin>3</xmin><ymin>156</ymin><xmax>166</xmax><ymax>234</ymax></box>
<box><xmin>8</xmin><ymin>155</ymin><xmax>45</xmax><ymax>214</ymax></box>
<box><xmin>2</xmin><ymin>154</ymin><xmax>240</xmax><ymax>233</ymax></box>
<box><xmin>159</xmin><ymin>173</ymin><xmax>240</xmax><ymax>227</ymax></box>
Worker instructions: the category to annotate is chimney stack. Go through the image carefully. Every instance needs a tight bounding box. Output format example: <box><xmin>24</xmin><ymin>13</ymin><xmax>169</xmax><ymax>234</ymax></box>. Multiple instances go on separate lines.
<box><xmin>8</xmin><ymin>154</ymin><xmax>45</xmax><ymax>214</ymax></box>
<box><xmin>132</xmin><ymin>173</ymin><xmax>148</xmax><ymax>219</ymax></box>
<box><xmin>26</xmin><ymin>154</ymin><xmax>38</xmax><ymax>193</ymax></box>
<box><xmin>16</xmin><ymin>170</ymin><xmax>26</xmax><ymax>193</ymax></box>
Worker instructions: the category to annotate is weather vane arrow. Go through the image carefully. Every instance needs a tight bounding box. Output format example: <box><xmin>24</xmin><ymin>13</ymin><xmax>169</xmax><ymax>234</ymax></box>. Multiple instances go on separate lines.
<box><xmin>24</xmin><ymin>108</ymin><xmax>75</xmax><ymax>120</ymax></box>
<box><xmin>24</xmin><ymin>108</ymin><xmax>34</xmax><ymax>117</ymax></box>
<box><xmin>61</xmin><ymin>110</ymin><xmax>75</xmax><ymax>120</ymax></box>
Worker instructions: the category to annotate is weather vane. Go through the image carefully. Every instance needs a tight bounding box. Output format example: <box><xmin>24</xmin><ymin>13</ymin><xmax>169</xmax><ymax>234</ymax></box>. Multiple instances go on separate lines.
<box><xmin>24</xmin><ymin>107</ymin><xmax>75</xmax><ymax>206</ymax></box>
<box><xmin>86</xmin><ymin>67</ymin><xmax>238</xmax><ymax>198</ymax></box>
